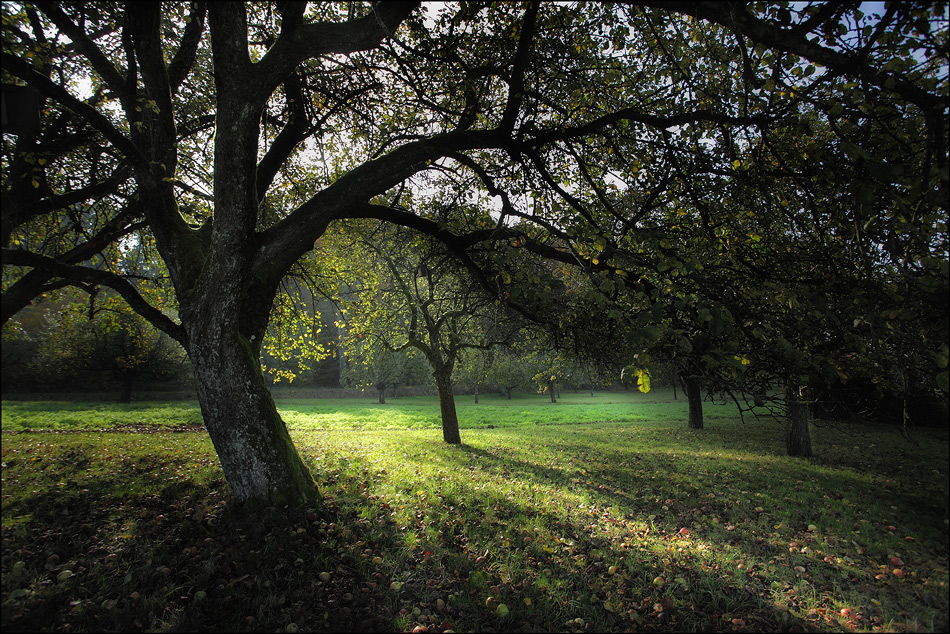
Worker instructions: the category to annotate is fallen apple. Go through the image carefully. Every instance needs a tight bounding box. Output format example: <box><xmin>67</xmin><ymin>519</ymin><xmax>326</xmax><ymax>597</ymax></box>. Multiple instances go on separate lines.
<box><xmin>496</xmin><ymin>603</ymin><xmax>510</xmax><ymax>618</ymax></box>
<box><xmin>652</xmin><ymin>576</ymin><xmax>665</xmax><ymax>587</ymax></box>
<box><xmin>318</xmin><ymin>572</ymin><xmax>331</xmax><ymax>582</ymax></box>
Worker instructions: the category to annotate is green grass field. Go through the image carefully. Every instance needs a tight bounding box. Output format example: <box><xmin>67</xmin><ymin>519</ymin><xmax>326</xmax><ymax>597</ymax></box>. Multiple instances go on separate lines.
<box><xmin>2</xmin><ymin>391</ymin><xmax>948</xmax><ymax>633</ymax></box>
<box><xmin>0</xmin><ymin>389</ymin><xmax>740</xmax><ymax>432</ymax></box>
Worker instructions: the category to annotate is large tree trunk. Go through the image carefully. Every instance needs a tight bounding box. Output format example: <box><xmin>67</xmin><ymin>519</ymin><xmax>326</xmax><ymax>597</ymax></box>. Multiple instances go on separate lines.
<box><xmin>434</xmin><ymin>368</ymin><xmax>461</xmax><ymax>444</ymax></box>
<box><xmin>188</xmin><ymin>322</ymin><xmax>322</xmax><ymax>510</ymax></box>
<box><xmin>168</xmin><ymin>21</ymin><xmax>325</xmax><ymax>511</ymax></box>
<box><xmin>684</xmin><ymin>375</ymin><xmax>704</xmax><ymax>429</ymax></box>
<box><xmin>785</xmin><ymin>384</ymin><xmax>813</xmax><ymax>457</ymax></box>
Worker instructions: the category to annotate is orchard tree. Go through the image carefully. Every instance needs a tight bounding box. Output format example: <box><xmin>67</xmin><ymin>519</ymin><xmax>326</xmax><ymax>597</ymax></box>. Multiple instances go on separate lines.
<box><xmin>330</xmin><ymin>220</ymin><xmax>515</xmax><ymax>443</ymax></box>
<box><xmin>3</xmin><ymin>2</ymin><xmax>945</xmax><ymax>506</ymax></box>
<box><xmin>483</xmin><ymin>344</ymin><xmax>535</xmax><ymax>400</ymax></box>
<box><xmin>340</xmin><ymin>334</ymin><xmax>429</xmax><ymax>403</ymax></box>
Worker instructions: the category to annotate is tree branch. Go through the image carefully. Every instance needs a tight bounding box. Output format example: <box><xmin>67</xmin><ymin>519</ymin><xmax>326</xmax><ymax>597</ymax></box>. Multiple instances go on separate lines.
<box><xmin>2</xmin><ymin>249</ymin><xmax>187</xmax><ymax>346</ymax></box>
<box><xmin>1</xmin><ymin>52</ymin><xmax>146</xmax><ymax>165</ymax></box>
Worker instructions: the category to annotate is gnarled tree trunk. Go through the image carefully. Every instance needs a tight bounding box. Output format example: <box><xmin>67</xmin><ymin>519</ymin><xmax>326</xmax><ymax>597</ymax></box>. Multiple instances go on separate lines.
<box><xmin>186</xmin><ymin>313</ymin><xmax>322</xmax><ymax>509</ymax></box>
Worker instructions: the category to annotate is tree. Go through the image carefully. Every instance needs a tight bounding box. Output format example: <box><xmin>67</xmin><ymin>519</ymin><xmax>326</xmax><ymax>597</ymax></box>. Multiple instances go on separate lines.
<box><xmin>340</xmin><ymin>335</ymin><xmax>429</xmax><ymax>403</ymax></box>
<box><xmin>483</xmin><ymin>345</ymin><xmax>535</xmax><ymax>400</ymax></box>
<box><xmin>3</xmin><ymin>2</ymin><xmax>945</xmax><ymax>506</ymax></box>
<box><xmin>331</xmin><ymin>220</ymin><xmax>514</xmax><ymax>443</ymax></box>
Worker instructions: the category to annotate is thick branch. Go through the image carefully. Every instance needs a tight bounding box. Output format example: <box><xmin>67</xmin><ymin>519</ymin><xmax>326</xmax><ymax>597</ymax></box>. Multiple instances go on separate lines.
<box><xmin>500</xmin><ymin>2</ymin><xmax>540</xmax><ymax>131</ymax></box>
<box><xmin>35</xmin><ymin>2</ymin><xmax>127</xmax><ymax>94</ymax></box>
<box><xmin>256</xmin><ymin>1</ymin><xmax>419</xmax><ymax>98</ymax></box>
<box><xmin>1</xmin><ymin>52</ymin><xmax>145</xmax><ymax>165</ymax></box>
<box><xmin>256</xmin><ymin>71</ymin><xmax>309</xmax><ymax>200</ymax></box>
<box><xmin>168</xmin><ymin>3</ymin><xmax>208</xmax><ymax>93</ymax></box>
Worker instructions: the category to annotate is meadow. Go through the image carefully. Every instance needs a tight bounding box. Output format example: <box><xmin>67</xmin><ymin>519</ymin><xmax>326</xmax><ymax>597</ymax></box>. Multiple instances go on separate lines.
<box><xmin>2</xmin><ymin>390</ymin><xmax>948</xmax><ymax>632</ymax></box>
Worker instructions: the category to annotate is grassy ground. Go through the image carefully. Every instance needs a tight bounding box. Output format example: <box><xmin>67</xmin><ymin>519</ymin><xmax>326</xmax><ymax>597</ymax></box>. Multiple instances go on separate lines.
<box><xmin>0</xmin><ymin>389</ymin><xmax>739</xmax><ymax>432</ymax></box>
<box><xmin>2</xmin><ymin>392</ymin><xmax>948</xmax><ymax>633</ymax></box>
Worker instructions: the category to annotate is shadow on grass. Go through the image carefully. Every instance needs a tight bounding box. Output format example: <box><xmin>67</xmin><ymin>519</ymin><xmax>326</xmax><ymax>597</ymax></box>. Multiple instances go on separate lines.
<box><xmin>3</xmin><ymin>424</ymin><xmax>947</xmax><ymax>633</ymax></box>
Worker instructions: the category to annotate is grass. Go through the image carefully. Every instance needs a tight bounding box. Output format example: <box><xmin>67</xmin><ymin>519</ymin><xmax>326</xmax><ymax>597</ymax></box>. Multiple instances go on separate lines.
<box><xmin>2</xmin><ymin>391</ymin><xmax>948</xmax><ymax>633</ymax></box>
<box><xmin>0</xmin><ymin>389</ymin><xmax>731</xmax><ymax>432</ymax></box>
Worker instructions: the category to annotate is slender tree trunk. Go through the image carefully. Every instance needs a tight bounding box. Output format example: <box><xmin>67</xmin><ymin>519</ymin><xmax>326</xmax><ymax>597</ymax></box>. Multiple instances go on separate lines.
<box><xmin>119</xmin><ymin>372</ymin><xmax>133</xmax><ymax>404</ymax></box>
<box><xmin>785</xmin><ymin>384</ymin><xmax>813</xmax><ymax>457</ymax></box>
<box><xmin>377</xmin><ymin>383</ymin><xmax>386</xmax><ymax>404</ymax></box>
<box><xmin>506</xmin><ymin>387</ymin><xmax>512</xmax><ymax>400</ymax></box>
<box><xmin>434</xmin><ymin>368</ymin><xmax>461</xmax><ymax>444</ymax></box>
<box><xmin>549</xmin><ymin>379</ymin><xmax>557</xmax><ymax>403</ymax></box>
<box><xmin>684</xmin><ymin>375</ymin><xmax>704</xmax><ymax>429</ymax></box>
<box><xmin>474</xmin><ymin>384</ymin><xmax>479</xmax><ymax>404</ymax></box>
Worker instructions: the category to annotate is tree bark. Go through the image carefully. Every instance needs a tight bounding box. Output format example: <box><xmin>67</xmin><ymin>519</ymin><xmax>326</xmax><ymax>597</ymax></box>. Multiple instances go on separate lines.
<box><xmin>785</xmin><ymin>385</ymin><xmax>813</xmax><ymax>457</ymax></box>
<box><xmin>434</xmin><ymin>367</ymin><xmax>461</xmax><ymax>444</ymax></box>
<box><xmin>549</xmin><ymin>379</ymin><xmax>557</xmax><ymax>403</ymax></box>
<box><xmin>474</xmin><ymin>384</ymin><xmax>479</xmax><ymax>404</ymax></box>
<box><xmin>188</xmin><ymin>321</ymin><xmax>322</xmax><ymax>510</ymax></box>
<box><xmin>684</xmin><ymin>375</ymin><xmax>704</xmax><ymax>429</ymax></box>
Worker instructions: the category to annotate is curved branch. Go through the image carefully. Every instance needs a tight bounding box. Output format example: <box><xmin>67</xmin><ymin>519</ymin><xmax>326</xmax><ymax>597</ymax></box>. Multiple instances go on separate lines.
<box><xmin>256</xmin><ymin>1</ymin><xmax>419</xmax><ymax>96</ymax></box>
<box><xmin>642</xmin><ymin>2</ymin><xmax>946</xmax><ymax>121</ymax></box>
<box><xmin>2</xmin><ymin>249</ymin><xmax>188</xmax><ymax>347</ymax></box>
<box><xmin>34</xmin><ymin>2</ymin><xmax>127</xmax><ymax>93</ymax></box>
<box><xmin>168</xmin><ymin>3</ymin><xmax>208</xmax><ymax>94</ymax></box>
